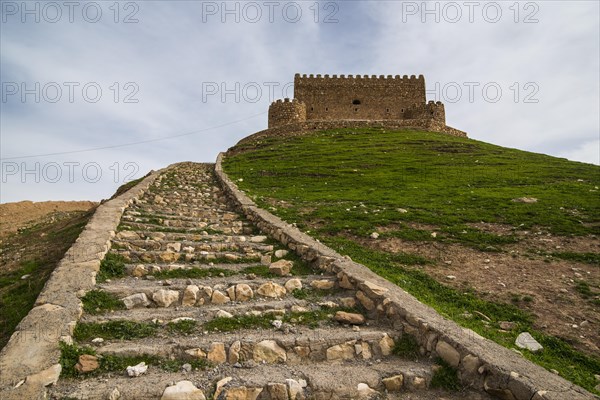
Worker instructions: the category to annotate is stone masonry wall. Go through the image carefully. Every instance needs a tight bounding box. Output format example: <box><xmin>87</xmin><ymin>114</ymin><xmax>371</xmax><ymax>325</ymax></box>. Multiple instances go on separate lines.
<box><xmin>268</xmin><ymin>98</ymin><xmax>307</xmax><ymax>128</ymax></box>
<box><xmin>294</xmin><ymin>73</ymin><xmax>426</xmax><ymax>121</ymax></box>
<box><xmin>215</xmin><ymin>153</ymin><xmax>598</xmax><ymax>400</ymax></box>
<box><xmin>0</xmin><ymin>170</ymin><xmax>163</xmax><ymax>400</ymax></box>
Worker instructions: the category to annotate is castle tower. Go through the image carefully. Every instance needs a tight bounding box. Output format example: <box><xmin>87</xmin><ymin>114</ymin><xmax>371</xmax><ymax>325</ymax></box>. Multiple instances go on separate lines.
<box><xmin>268</xmin><ymin>98</ymin><xmax>307</xmax><ymax>128</ymax></box>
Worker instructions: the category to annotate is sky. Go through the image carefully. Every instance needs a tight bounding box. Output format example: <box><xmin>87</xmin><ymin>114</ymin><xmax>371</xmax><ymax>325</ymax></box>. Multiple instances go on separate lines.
<box><xmin>1</xmin><ymin>0</ymin><xmax>599</xmax><ymax>203</ymax></box>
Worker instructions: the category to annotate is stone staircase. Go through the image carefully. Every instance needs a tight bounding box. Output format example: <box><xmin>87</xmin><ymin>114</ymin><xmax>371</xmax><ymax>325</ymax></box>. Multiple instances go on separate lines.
<box><xmin>49</xmin><ymin>163</ymin><xmax>490</xmax><ymax>400</ymax></box>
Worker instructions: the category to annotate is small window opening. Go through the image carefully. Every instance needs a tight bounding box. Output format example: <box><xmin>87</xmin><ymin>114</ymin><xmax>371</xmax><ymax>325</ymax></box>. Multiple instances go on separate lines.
<box><xmin>354</xmin><ymin>108</ymin><xmax>358</xmax><ymax>112</ymax></box>
<box><xmin>325</xmin><ymin>107</ymin><xmax>328</xmax><ymax>111</ymax></box>
<box><xmin>352</xmin><ymin>99</ymin><xmax>361</xmax><ymax>105</ymax></box>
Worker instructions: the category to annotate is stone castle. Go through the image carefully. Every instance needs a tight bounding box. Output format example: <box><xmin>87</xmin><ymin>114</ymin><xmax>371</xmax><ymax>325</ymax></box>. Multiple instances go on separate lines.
<box><xmin>265</xmin><ymin>73</ymin><xmax>466</xmax><ymax>138</ymax></box>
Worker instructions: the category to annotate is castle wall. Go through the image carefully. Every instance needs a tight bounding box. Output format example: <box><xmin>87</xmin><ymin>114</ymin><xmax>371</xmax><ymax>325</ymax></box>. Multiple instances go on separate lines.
<box><xmin>294</xmin><ymin>74</ymin><xmax>426</xmax><ymax>121</ymax></box>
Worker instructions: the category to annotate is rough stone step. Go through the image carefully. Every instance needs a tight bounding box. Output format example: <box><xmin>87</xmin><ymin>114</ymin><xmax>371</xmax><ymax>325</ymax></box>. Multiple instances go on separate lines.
<box><xmin>81</xmin><ymin>297</ymin><xmax>317</xmax><ymax>323</ymax></box>
<box><xmin>119</xmin><ymin>217</ymin><xmax>251</xmax><ymax>230</ymax></box>
<box><xmin>112</xmin><ymin>249</ymin><xmax>264</xmax><ymax>264</ymax></box>
<box><xmin>50</xmin><ymin>358</ymin><xmax>489</xmax><ymax>400</ymax></box>
<box><xmin>91</xmin><ymin>325</ymin><xmax>398</xmax><ymax>364</ymax></box>
<box><xmin>97</xmin><ymin>276</ymin><xmax>343</xmax><ymax>308</ymax></box>
<box><xmin>114</xmin><ymin>230</ymin><xmax>269</xmax><ymax>245</ymax></box>
<box><xmin>117</xmin><ymin>221</ymin><xmax>256</xmax><ymax>236</ymax></box>
<box><xmin>112</xmin><ymin>238</ymin><xmax>274</xmax><ymax>254</ymax></box>
<box><xmin>123</xmin><ymin>210</ymin><xmax>243</xmax><ymax>223</ymax></box>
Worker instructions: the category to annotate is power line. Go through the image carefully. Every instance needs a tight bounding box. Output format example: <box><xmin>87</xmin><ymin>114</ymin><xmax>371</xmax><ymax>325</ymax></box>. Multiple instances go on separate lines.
<box><xmin>0</xmin><ymin>111</ymin><xmax>266</xmax><ymax>161</ymax></box>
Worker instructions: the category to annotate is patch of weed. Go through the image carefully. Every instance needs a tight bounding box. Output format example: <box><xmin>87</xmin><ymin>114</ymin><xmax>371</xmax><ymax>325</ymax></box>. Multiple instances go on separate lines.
<box><xmin>81</xmin><ymin>290</ymin><xmax>125</xmax><ymax>315</ymax></box>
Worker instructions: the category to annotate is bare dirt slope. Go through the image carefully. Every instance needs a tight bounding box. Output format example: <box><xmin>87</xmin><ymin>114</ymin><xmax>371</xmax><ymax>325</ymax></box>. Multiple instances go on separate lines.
<box><xmin>0</xmin><ymin>200</ymin><xmax>97</xmax><ymax>238</ymax></box>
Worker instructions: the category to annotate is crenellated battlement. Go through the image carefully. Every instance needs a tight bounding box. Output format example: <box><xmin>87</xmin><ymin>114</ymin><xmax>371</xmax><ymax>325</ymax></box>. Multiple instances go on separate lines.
<box><xmin>267</xmin><ymin>73</ymin><xmax>463</xmax><ymax>137</ymax></box>
<box><xmin>295</xmin><ymin>73</ymin><xmax>424</xmax><ymax>81</ymax></box>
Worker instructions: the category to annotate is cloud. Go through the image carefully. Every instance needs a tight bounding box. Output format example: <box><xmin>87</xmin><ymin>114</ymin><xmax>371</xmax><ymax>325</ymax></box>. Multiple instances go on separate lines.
<box><xmin>1</xmin><ymin>1</ymin><xmax>598</xmax><ymax>203</ymax></box>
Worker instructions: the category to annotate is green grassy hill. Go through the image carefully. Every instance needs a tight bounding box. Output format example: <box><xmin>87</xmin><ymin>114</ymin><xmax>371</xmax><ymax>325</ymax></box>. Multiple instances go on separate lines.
<box><xmin>223</xmin><ymin>127</ymin><xmax>600</xmax><ymax>393</ymax></box>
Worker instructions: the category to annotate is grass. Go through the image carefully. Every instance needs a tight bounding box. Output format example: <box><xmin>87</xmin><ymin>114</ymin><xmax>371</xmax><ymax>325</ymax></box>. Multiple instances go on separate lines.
<box><xmin>0</xmin><ymin>210</ymin><xmax>93</xmax><ymax>349</ymax></box>
<box><xmin>222</xmin><ymin>127</ymin><xmax>600</xmax><ymax>394</ymax></box>
<box><xmin>392</xmin><ymin>334</ymin><xmax>421</xmax><ymax>360</ymax></box>
<box><xmin>167</xmin><ymin>319</ymin><xmax>198</xmax><ymax>335</ymax></box>
<box><xmin>81</xmin><ymin>290</ymin><xmax>125</xmax><ymax>315</ymax></box>
<box><xmin>551</xmin><ymin>252</ymin><xmax>600</xmax><ymax>266</ymax></box>
<box><xmin>59</xmin><ymin>342</ymin><xmax>209</xmax><ymax>378</ymax></box>
<box><xmin>96</xmin><ymin>253</ymin><xmax>127</xmax><ymax>282</ymax></box>
<box><xmin>74</xmin><ymin>320</ymin><xmax>158</xmax><ymax>341</ymax></box>
<box><xmin>431</xmin><ymin>358</ymin><xmax>461</xmax><ymax>391</ymax></box>
<box><xmin>109</xmin><ymin>174</ymin><xmax>149</xmax><ymax>200</ymax></box>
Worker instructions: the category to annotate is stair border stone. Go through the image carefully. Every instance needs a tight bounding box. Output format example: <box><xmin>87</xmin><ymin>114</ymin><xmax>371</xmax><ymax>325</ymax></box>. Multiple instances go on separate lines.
<box><xmin>215</xmin><ymin>152</ymin><xmax>598</xmax><ymax>400</ymax></box>
<box><xmin>0</xmin><ymin>169</ymin><xmax>164</xmax><ymax>400</ymax></box>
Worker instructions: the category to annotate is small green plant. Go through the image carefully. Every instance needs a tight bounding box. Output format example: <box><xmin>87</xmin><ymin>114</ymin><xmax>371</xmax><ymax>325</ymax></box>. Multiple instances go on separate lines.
<box><xmin>392</xmin><ymin>334</ymin><xmax>420</xmax><ymax>359</ymax></box>
<box><xmin>551</xmin><ymin>252</ymin><xmax>600</xmax><ymax>266</ymax></box>
<box><xmin>204</xmin><ymin>314</ymin><xmax>274</xmax><ymax>332</ymax></box>
<box><xmin>431</xmin><ymin>358</ymin><xmax>461</xmax><ymax>390</ymax></box>
<box><xmin>97</xmin><ymin>253</ymin><xmax>126</xmax><ymax>282</ymax></box>
<box><xmin>81</xmin><ymin>290</ymin><xmax>125</xmax><ymax>315</ymax></box>
<box><xmin>167</xmin><ymin>319</ymin><xmax>197</xmax><ymax>335</ymax></box>
<box><xmin>574</xmin><ymin>281</ymin><xmax>593</xmax><ymax>298</ymax></box>
<box><xmin>74</xmin><ymin>320</ymin><xmax>157</xmax><ymax>341</ymax></box>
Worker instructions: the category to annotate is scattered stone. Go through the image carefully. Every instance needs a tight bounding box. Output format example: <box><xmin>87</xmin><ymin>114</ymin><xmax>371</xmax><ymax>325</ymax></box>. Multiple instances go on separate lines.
<box><xmin>208</xmin><ymin>342</ymin><xmax>227</xmax><ymax>364</ymax></box>
<box><xmin>185</xmin><ymin>348</ymin><xmax>207</xmax><ymax>359</ymax></box>
<box><xmin>226</xmin><ymin>286</ymin><xmax>236</xmax><ymax>301</ymax></box>
<box><xmin>436</xmin><ymin>340</ymin><xmax>460</xmax><ymax>368</ymax></box>
<box><xmin>446</xmin><ymin>275</ymin><xmax>456</xmax><ymax>280</ymax></box>
<box><xmin>235</xmin><ymin>284</ymin><xmax>254</xmax><ymax>301</ymax></box>
<box><xmin>75</xmin><ymin>354</ymin><xmax>99</xmax><ymax>373</ymax></box>
<box><xmin>257</xmin><ymin>282</ymin><xmax>287</xmax><ymax>298</ymax></box>
<box><xmin>250</xmin><ymin>235</ymin><xmax>268</xmax><ymax>243</ymax></box>
<box><xmin>153</xmin><ymin>289</ymin><xmax>180</xmax><ymax>307</ymax></box>
<box><xmin>229</xmin><ymin>340</ymin><xmax>241</xmax><ymax>364</ymax></box>
<box><xmin>512</xmin><ymin>197</ymin><xmax>538</xmax><ymax>203</ymax></box>
<box><xmin>499</xmin><ymin>321</ymin><xmax>516</xmax><ymax>330</ymax></box>
<box><xmin>274</xmin><ymin>249</ymin><xmax>288</xmax><ymax>258</ymax></box>
<box><xmin>91</xmin><ymin>337</ymin><xmax>104</xmax><ymax>344</ymax></box>
<box><xmin>126</xmin><ymin>362</ymin><xmax>148</xmax><ymax>377</ymax></box>
<box><xmin>131</xmin><ymin>264</ymin><xmax>147</xmax><ymax>277</ymax></box>
<box><xmin>253</xmin><ymin>340</ymin><xmax>287</xmax><ymax>363</ymax></box>
<box><xmin>310</xmin><ymin>279</ymin><xmax>335</xmax><ymax>290</ymax></box>
<box><xmin>382</xmin><ymin>375</ymin><xmax>403</xmax><ymax>391</ymax></box>
<box><xmin>286</xmin><ymin>379</ymin><xmax>304</xmax><ymax>400</ymax></box>
<box><xmin>370</xmin><ymin>232</ymin><xmax>379</xmax><ymax>239</ymax></box>
<box><xmin>182</xmin><ymin>285</ymin><xmax>199</xmax><ymax>307</ymax></box>
<box><xmin>25</xmin><ymin>364</ymin><xmax>61</xmax><ymax>387</ymax></box>
<box><xmin>326</xmin><ymin>342</ymin><xmax>355</xmax><ymax>360</ymax></box>
<box><xmin>357</xmin><ymin>383</ymin><xmax>379</xmax><ymax>398</ymax></box>
<box><xmin>334</xmin><ymin>311</ymin><xmax>365</xmax><ymax>325</ymax></box>
<box><xmin>166</xmin><ymin>242</ymin><xmax>181</xmax><ymax>252</ymax></box>
<box><xmin>261</xmin><ymin>255</ymin><xmax>272</xmax><ymax>266</ymax></box>
<box><xmin>108</xmin><ymin>388</ymin><xmax>120</xmax><ymax>400</ymax></box>
<box><xmin>214</xmin><ymin>377</ymin><xmax>232</xmax><ymax>399</ymax></box>
<box><xmin>211</xmin><ymin>290</ymin><xmax>230</xmax><ymax>304</ymax></box>
<box><xmin>181</xmin><ymin>363</ymin><xmax>192</xmax><ymax>373</ymax></box>
<box><xmin>272</xmin><ymin>320</ymin><xmax>283</xmax><ymax>329</ymax></box>
<box><xmin>269</xmin><ymin>259</ymin><xmax>293</xmax><ymax>276</ymax></box>
<box><xmin>284</xmin><ymin>278</ymin><xmax>302</xmax><ymax>292</ymax></box>
<box><xmin>515</xmin><ymin>332</ymin><xmax>543</xmax><ymax>352</ymax></box>
<box><xmin>379</xmin><ymin>334</ymin><xmax>395</xmax><ymax>356</ymax></box>
<box><xmin>121</xmin><ymin>293</ymin><xmax>150</xmax><ymax>309</ymax></box>
<box><xmin>267</xmin><ymin>383</ymin><xmax>288</xmax><ymax>400</ymax></box>
<box><xmin>412</xmin><ymin>376</ymin><xmax>426</xmax><ymax>389</ymax></box>
<box><xmin>356</xmin><ymin>291</ymin><xmax>375</xmax><ymax>310</ymax></box>
<box><xmin>339</xmin><ymin>297</ymin><xmax>357</xmax><ymax>308</ymax></box>
<box><xmin>160</xmin><ymin>380</ymin><xmax>205</xmax><ymax>400</ymax></box>
<box><xmin>216</xmin><ymin>310</ymin><xmax>233</xmax><ymax>319</ymax></box>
